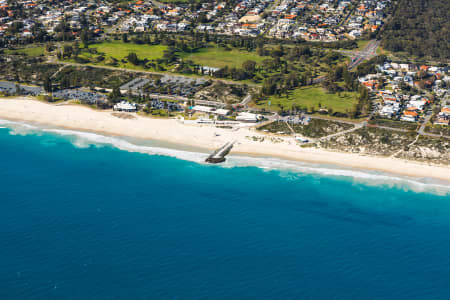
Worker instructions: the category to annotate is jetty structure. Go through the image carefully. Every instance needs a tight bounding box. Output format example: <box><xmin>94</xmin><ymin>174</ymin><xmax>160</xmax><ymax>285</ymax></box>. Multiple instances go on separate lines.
<box><xmin>205</xmin><ymin>141</ymin><xmax>235</xmax><ymax>164</ymax></box>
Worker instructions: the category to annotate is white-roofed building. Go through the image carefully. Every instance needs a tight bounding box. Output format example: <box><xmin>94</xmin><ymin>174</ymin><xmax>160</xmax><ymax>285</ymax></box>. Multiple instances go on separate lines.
<box><xmin>236</xmin><ymin>112</ymin><xmax>262</xmax><ymax>122</ymax></box>
<box><xmin>113</xmin><ymin>101</ymin><xmax>137</xmax><ymax>112</ymax></box>
<box><xmin>191</xmin><ymin>105</ymin><xmax>229</xmax><ymax>116</ymax></box>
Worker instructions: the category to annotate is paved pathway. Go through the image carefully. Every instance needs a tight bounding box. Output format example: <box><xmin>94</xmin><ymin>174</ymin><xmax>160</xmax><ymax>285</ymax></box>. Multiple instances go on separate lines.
<box><xmin>240</xmin><ymin>94</ymin><xmax>252</xmax><ymax>107</ymax></box>
<box><xmin>51</xmin><ymin>64</ymin><xmax>69</xmax><ymax>79</ymax></box>
<box><xmin>319</xmin><ymin>122</ymin><xmax>365</xmax><ymax>141</ymax></box>
<box><xmin>418</xmin><ymin>111</ymin><xmax>433</xmax><ymax>135</ymax></box>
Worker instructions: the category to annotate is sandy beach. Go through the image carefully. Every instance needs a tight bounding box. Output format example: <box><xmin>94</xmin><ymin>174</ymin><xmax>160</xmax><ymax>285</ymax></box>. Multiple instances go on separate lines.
<box><xmin>0</xmin><ymin>97</ymin><xmax>449</xmax><ymax>182</ymax></box>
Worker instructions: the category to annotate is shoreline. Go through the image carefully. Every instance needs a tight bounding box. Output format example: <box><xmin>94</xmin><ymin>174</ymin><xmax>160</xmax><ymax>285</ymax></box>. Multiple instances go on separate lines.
<box><xmin>0</xmin><ymin>98</ymin><xmax>449</xmax><ymax>182</ymax></box>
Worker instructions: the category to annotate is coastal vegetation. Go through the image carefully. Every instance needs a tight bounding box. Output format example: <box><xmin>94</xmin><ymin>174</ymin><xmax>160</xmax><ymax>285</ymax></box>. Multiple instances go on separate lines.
<box><xmin>53</xmin><ymin>66</ymin><xmax>136</xmax><ymax>89</ymax></box>
<box><xmin>425</xmin><ymin>125</ymin><xmax>450</xmax><ymax>137</ymax></box>
<box><xmin>320</xmin><ymin>127</ymin><xmax>417</xmax><ymax>156</ymax></box>
<box><xmin>291</xmin><ymin>119</ymin><xmax>355</xmax><ymax>138</ymax></box>
<box><xmin>258</xmin><ymin>119</ymin><xmax>355</xmax><ymax>138</ymax></box>
<box><xmin>369</xmin><ymin>117</ymin><xmax>419</xmax><ymax>131</ymax></box>
<box><xmin>194</xmin><ymin>81</ymin><xmax>252</xmax><ymax>104</ymax></box>
<box><xmin>258</xmin><ymin>121</ymin><xmax>291</xmax><ymax>135</ymax></box>
<box><xmin>396</xmin><ymin>136</ymin><xmax>450</xmax><ymax>164</ymax></box>
<box><xmin>0</xmin><ymin>55</ymin><xmax>60</xmax><ymax>83</ymax></box>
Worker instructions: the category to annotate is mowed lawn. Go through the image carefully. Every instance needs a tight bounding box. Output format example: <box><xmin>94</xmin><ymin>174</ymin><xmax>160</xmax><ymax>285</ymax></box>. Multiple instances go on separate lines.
<box><xmin>90</xmin><ymin>41</ymin><xmax>167</xmax><ymax>61</ymax></box>
<box><xmin>181</xmin><ymin>47</ymin><xmax>267</xmax><ymax>69</ymax></box>
<box><xmin>66</xmin><ymin>41</ymin><xmax>169</xmax><ymax>71</ymax></box>
<box><xmin>5</xmin><ymin>46</ymin><xmax>45</xmax><ymax>56</ymax></box>
<box><xmin>257</xmin><ymin>86</ymin><xmax>359</xmax><ymax>113</ymax></box>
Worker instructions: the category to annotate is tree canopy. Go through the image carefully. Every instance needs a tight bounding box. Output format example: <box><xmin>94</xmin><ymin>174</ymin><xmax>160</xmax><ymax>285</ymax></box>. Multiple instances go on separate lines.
<box><xmin>380</xmin><ymin>0</ymin><xmax>449</xmax><ymax>62</ymax></box>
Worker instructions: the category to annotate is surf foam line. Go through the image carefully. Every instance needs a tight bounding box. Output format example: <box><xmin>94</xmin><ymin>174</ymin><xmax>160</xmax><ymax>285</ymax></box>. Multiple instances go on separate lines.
<box><xmin>1</xmin><ymin>119</ymin><xmax>448</xmax><ymax>195</ymax></box>
<box><xmin>44</xmin><ymin>128</ymin><xmax>208</xmax><ymax>163</ymax></box>
<box><xmin>225</xmin><ymin>155</ymin><xmax>450</xmax><ymax>195</ymax></box>
<box><xmin>45</xmin><ymin>128</ymin><xmax>450</xmax><ymax>195</ymax></box>
<box><xmin>0</xmin><ymin>118</ymin><xmax>40</xmax><ymax>135</ymax></box>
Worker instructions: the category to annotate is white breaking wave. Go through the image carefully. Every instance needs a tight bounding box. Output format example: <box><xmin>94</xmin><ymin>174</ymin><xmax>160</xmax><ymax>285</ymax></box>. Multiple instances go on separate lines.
<box><xmin>1</xmin><ymin>119</ymin><xmax>449</xmax><ymax>195</ymax></box>
<box><xmin>44</xmin><ymin>128</ymin><xmax>208</xmax><ymax>164</ymax></box>
<box><xmin>0</xmin><ymin>118</ymin><xmax>41</xmax><ymax>136</ymax></box>
<box><xmin>44</xmin><ymin>128</ymin><xmax>450</xmax><ymax>195</ymax></box>
<box><xmin>225</xmin><ymin>156</ymin><xmax>450</xmax><ymax>195</ymax></box>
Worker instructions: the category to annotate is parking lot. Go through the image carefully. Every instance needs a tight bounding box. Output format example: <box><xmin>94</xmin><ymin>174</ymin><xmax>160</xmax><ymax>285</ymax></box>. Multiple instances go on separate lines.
<box><xmin>0</xmin><ymin>81</ymin><xmax>43</xmax><ymax>96</ymax></box>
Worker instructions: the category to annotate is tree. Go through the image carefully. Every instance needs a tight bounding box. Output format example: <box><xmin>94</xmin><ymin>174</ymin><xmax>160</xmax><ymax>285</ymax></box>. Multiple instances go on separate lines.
<box><xmin>43</xmin><ymin>76</ymin><xmax>52</xmax><ymax>93</ymax></box>
<box><xmin>343</xmin><ymin>69</ymin><xmax>353</xmax><ymax>90</ymax></box>
<box><xmin>109</xmin><ymin>86</ymin><xmax>122</xmax><ymax>103</ymax></box>
<box><xmin>162</xmin><ymin>47</ymin><xmax>176</xmax><ymax>63</ymax></box>
<box><xmin>257</xmin><ymin>47</ymin><xmax>266</xmax><ymax>56</ymax></box>
<box><xmin>242</xmin><ymin>60</ymin><xmax>256</xmax><ymax>74</ymax></box>
<box><xmin>63</xmin><ymin>45</ymin><xmax>73</xmax><ymax>58</ymax></box>
<box><xmin>377</xmin><ymin>77</ymin><xmax>386</xmax><ymax>89</ymax></box>
<box><xmin>73</xmin><ymin>41</ymin><xmax>80</xmax><ymax>58</ymax></box>
<box><xmin>381</xmin><ymin>0</ymin><xmax>449</xmax><ymax>60</ymax></box>
<box><xmin>15</xmin><ymin>83</ymin><xmax>21</xmax><ymax>95</ymax></box>
<box><xmin>45</xmin><ymin>42</ymin><xmax>55</xmax><ymax>53</ymax></box>
<box><xmin>262</xmin><ymin>79</ymin><xmax>277</xmax><ymax>95</ymax></box>
<box><xmin>81</xmin><ymin>30</ymin><xmax>90</xmax><ymax>48</ymax></box>
<box><xmin>127</xmin><ymin>52</ymin><xmax>139</xmax><ymax>65</ymax></box>
<box><xmin>359</xmin><ymin>87</ymin><xmax>369</xmax><ymax>102</ymax></box>
<box><xmin>60</xmin><ymin>75</ymin><xmax>70</xmax><ymax>89</ymax></box>
<box><xmin>231</xmin><ymin>68</ymin><xmax>248</xmax><ymax>81</ymax></box>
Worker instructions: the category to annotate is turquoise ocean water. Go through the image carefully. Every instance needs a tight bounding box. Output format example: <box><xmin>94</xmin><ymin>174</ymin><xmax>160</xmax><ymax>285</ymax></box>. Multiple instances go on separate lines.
<box><xmin>0</xmin><ymin>119</ymin><xmax>450</xmax><ymax>299</ymax></box>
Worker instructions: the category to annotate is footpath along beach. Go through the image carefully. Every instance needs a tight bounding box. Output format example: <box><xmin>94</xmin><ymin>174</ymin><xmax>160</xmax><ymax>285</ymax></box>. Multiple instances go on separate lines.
<box><xmin>0</xmin><ymin>98</ymin><xmax>449</xmax><ymax>182</ymax></box>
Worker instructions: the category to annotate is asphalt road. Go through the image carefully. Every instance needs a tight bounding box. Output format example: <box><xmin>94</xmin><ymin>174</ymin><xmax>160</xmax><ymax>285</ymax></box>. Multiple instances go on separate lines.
<box><xmin>347</xmin><ymin>39</ymin><xmax>380</xmax><ymax>70</ymax></box>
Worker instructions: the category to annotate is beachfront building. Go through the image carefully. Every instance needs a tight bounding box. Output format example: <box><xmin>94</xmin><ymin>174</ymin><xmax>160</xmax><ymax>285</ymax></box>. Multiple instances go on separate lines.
<box><xmin>113</xmin><ymin>101</ymin><xmax>137</xmax><ymax>112</ymax></box>
<box><xmin>236</xmin><ymin>112</ymin><xmax>262</xmax><ymax>122</ymax></box>
<box><xmin>191</xmin><ymin>105</ymin><xmax>230</xmax><ymax>117</ymax></box>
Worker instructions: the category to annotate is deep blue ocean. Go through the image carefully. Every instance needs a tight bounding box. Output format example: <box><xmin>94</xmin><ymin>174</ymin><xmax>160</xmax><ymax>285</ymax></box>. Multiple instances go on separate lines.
<box><xmin>0</xmin><ymin>121</ymin><xmax>450</xmax><ymax>300</ymax></box>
